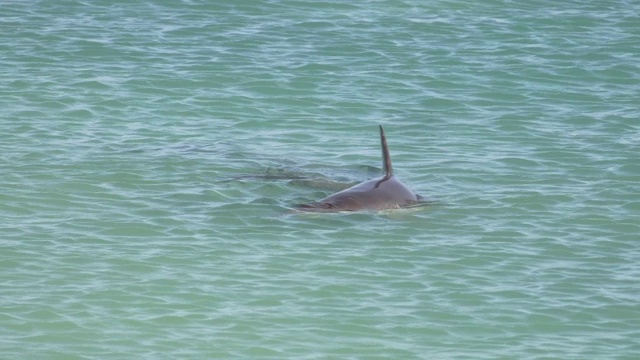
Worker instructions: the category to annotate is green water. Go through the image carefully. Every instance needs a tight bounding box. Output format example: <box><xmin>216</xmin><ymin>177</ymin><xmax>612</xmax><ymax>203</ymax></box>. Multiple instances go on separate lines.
<box><xmin>1</xmin><ymin>0</ymin><xmax>639</xmax><ymax>359</ymax></box>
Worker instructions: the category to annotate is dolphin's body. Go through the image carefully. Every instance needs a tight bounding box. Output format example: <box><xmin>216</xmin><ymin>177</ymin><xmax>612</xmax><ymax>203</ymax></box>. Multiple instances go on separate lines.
<box><xmin>295</xmin><ymin>126</ymin><xmax>421</xmax><ymax>212</ymax></box>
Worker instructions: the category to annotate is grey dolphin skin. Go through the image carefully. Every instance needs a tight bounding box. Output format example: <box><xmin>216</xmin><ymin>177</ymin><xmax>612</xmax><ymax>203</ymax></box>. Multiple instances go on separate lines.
<box><xmin>295</xmin><ymin>126</ymin><xmax>421</xmax><ymax>212</ymax></box>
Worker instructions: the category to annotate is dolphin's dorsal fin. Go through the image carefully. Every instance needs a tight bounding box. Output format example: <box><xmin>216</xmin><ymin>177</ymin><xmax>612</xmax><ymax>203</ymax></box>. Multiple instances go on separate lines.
<box><xmin>379</xmin><ymin>125</ymin><xmax>393</xmax><ymax>177</ymax></box>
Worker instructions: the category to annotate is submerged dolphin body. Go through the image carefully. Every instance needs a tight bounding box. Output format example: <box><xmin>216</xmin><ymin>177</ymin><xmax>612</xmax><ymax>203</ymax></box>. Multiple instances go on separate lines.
<box><xmin>295</xmin><ymin>126</ymin><xmax>421</xmax><ymax>213</ymax></box>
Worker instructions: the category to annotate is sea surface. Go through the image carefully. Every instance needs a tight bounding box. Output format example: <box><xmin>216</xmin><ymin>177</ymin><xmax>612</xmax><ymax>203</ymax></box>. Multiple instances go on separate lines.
<box><xmin>1</xmin><ymin>0</ymin><xmax>639</xmax><ymax>359</ymax></box>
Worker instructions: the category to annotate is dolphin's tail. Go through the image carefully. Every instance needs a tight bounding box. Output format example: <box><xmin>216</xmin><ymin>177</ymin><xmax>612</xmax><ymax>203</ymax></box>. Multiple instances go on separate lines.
<box><xmin>379</xmin><ymin>125</ymin><xmax>393</xmax><ymax>177</ymax></box>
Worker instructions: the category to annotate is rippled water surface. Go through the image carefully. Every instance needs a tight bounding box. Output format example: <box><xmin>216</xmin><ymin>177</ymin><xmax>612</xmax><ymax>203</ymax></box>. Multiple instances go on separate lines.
<box><xmin>2</xmin><ymin>0</ymin><xmax>639</xmax><ymax>359</ymax></box>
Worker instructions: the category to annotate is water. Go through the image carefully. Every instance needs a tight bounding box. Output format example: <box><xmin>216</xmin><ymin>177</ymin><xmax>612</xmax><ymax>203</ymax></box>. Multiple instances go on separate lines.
<box><xmin>2</xmin><ymin>0</ymin><xmax>639</xmax><ymax>358</ymax></box>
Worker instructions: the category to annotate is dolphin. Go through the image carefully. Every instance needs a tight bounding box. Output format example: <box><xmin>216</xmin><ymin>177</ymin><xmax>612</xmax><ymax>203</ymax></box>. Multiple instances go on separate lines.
<box><xmin>294</xmin><ymin>125</ymin><xmax>422</xmax><ymax>212</ymax></box>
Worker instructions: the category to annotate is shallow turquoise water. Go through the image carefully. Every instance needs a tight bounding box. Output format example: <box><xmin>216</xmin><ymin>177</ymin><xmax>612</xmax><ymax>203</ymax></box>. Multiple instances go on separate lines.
<box><xmin>1</xmin><ymin>0</ymin><xmax>639</xmax><ymax>359</ymax></box>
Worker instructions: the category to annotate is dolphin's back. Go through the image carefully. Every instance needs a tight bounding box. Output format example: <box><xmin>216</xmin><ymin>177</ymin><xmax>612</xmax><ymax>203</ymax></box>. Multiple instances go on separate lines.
<box><xmin>294</xmin><ymin>126</ymin><xmax>422</xmax><ymax>213</ymax></box>
<box><xmin>296</xmin><ymin>175</ymin><xmax>418</xmax><ymax>212</ymax></box>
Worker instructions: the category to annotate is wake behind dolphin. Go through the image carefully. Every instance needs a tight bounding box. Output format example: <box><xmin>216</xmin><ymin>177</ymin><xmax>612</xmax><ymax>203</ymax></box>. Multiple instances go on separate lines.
<box><xmin>295</xmin><ymin>126</ymin><xmax>422</xmax><ymax>212</ymax></box>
